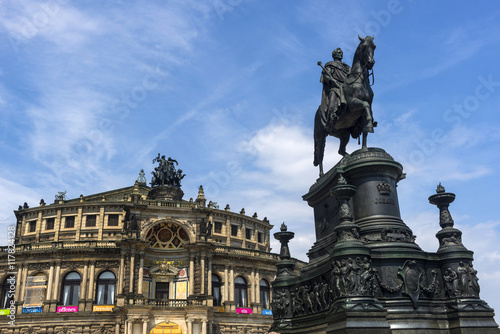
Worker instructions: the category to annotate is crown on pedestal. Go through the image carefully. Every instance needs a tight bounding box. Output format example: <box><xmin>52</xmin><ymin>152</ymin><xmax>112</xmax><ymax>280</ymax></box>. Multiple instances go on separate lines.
<box><xmin>377</xmin><ymin>181</ymin><xmax>392</xmax><ymax>195</ymax></box>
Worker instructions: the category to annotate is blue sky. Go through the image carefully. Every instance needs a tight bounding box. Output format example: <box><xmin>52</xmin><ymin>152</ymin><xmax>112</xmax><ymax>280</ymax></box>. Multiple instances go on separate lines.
<box><xmin>1</xmin><ymin>0</ymin><xmax>500</xmax><ymax>318</ymax></box>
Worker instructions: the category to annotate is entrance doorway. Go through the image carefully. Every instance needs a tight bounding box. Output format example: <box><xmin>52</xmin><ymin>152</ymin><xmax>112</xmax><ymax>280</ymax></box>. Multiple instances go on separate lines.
<box><xmin>155</xmin><ymin>282</ymin><xmax>170</xmax><ymax>299</ymax></box>
<box><xmin>149</xmin><ymin>322</ymin><xmax>183</xmax><ymax>334</ymax></box>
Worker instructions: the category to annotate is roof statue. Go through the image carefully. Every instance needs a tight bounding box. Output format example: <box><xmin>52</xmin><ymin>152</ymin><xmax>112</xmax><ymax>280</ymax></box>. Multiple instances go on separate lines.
<box><xmin>147</xmin><ymin>154</ymin><xmax>186</xmax><ymax>201</ymax></box>
<box><xmin>150</xmin><ymin>153</ymin><xmax>185</xmax><ymax>187</ymax></box>
<box><xmin>314</xmin><ymin>35</ymin><xmax>376</xmax><ymax>176</ymax></box>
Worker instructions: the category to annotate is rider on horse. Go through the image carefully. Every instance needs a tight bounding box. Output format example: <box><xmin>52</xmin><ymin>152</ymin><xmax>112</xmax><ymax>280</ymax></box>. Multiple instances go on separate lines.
<box><xmin>318</xmin><ymin>48</ymin><xmax>351</xmax><ymax>133</ymax></box>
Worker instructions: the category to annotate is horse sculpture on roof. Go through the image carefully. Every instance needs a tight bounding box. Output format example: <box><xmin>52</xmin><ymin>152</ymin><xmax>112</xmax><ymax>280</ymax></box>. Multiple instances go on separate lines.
<box><xmin>314</xmin><ymin>35</ymin><xmax>376</xmax><ymax>176</ymax></box>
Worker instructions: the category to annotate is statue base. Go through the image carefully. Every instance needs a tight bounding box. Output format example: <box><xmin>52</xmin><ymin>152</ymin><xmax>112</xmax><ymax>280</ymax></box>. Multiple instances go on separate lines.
<box><xmin>271</xmin><ymin>147</ymin><xmax>499</xmax><ymax>333</ymax></box>
<box><xmin>147</xmin><ymin>185</ymin><xmax>184</xmax><ymax>201</ymax></box>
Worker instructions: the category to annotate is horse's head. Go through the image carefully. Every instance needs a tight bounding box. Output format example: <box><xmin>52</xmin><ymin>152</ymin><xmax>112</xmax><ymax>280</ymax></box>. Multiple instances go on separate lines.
<box><xmin>357</xmin><ymin>35</ymin><xmax>376</xmax><ymax>70</ymax></box>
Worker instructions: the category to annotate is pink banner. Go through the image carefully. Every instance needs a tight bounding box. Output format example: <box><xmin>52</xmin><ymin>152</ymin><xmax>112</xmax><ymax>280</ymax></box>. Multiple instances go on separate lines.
<box><xmin>57</xmin><ymin>306</ymin><xmax>78</xmax><ymax>313</ymax></box>
<box><xmin>236</xmin><ymin>308</ymin><xmax>253</xmax><ymax>314</ymax></box>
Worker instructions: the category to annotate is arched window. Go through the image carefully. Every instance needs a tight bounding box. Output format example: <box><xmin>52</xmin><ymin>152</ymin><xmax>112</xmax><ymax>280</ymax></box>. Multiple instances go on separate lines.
<box><xmin>96</xmin><ymin>271</ymin><xmax>116</xmax><ymax>305</ymax></box>
<box><xmin>24</xmin><ymin>273</ymin><xmax>47</xmax><ymax>306</ymax></box>
<box><xmin>234</xmin><ymin>276</ymin><xmax>247</xmax><ymax>308</ymax></box>
<box><xmin>260</xmin><ymin>279</ymin><xmax>270</xmax><ymax>309</ymax></box>
<box><xmin>60</xmin><ymin>272</ymin><xmax>81</xmax><ymax>306</ymax></box>
<box><xmin>146</xmin><ymin>222</ymin><xmax>190</xmax><ymax>249</ymax></box>
<box><xmin>1</xmin><ymin>277</ymin><xmax>14</xmax><ymax>309</ymax></box>
<box><xmin>212</xmin><ymin>274</ymin><xmax>222</xmax><ymax>306</ymax></box>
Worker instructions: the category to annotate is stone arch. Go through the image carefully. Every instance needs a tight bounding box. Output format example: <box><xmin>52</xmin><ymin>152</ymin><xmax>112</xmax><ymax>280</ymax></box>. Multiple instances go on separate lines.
<box><xmin>149</xmin><ymin>321</ymin><xmax>184</xmax><ymax>334</ymax></box>
<box><xmin>144</xmin><ymin>220</ymin><xmax>193</xmax><ymax>249</ymax></box>
<box><xmin>141</xmin><ymin>219</ymin><xmax>195</xmax><ymax>243</ymax></box>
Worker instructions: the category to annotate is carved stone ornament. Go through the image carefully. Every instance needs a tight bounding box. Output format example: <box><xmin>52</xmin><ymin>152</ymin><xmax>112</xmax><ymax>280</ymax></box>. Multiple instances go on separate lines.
<box><xmin>150</xmin><ymin>258</ymin><xmax>179</xmax><ymax>279</ymax></box>
<box><xmin>381</xmin><ymin>228</ymin><xmax>416</xmax><ymax>243</ymax></box>
<box><xmin>28</xmin><ymin>262</ymin><xmax>50</xmax><ymax>271</ymax></box>
<box><xmin>398</xmin><ymin>260</ymin><xmax>424</xmax><ymax>308</ymax></box>
<box><xmin>443</xmin><ymin>261</ymin><xmax>480</xmax><ymax>298</ymax></box>
<box><xmin>93</xmin><ymin>326</ymin><xmax>111</xmax><ymax>334</ymax></box>
<box><xmin>330</xmin><ymin>257</ymin><xmax>375</xmax><ymax>299</ymax></box>
<box><xmin>377</xmin><ymin>181</ymin><xmax>392</xmax><ymax>195</ymax></box>
<box><xmin>294</xmin><ymin>280</ymin><xmax>331</xmax><ymax>316</ymax></box>
<box><xmin>272</xmin><ymin>288</ymin><xmax>291</xmax><ymax>319</ymax></box>
<box><xmin>58</xmin><ymin>327</ymin><xmax>73</xmax><ymax>334</ymax></box>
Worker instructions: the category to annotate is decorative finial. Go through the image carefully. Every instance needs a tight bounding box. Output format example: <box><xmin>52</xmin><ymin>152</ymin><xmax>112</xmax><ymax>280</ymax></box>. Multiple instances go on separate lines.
<box><xmin>39</xmin><ymin>199</ymin><xmax>45</xmax><ymax>206</ymax></box>
<box><xmin>225</xmin><ymin>204</ymin><xmax>230</xmax><ymax>211</ymax></box>
<box><xmin>436</xmin><ymin>183</ymin><xmax>445</xmax><ymax>193</ymax></box>
<box><xmin>240</xmin><ymin>208</ymin><xmax>245</xmax><ymax>215</ymax></box>
<box><xmin>137</xmin><ymin>169</ymin><xmax>147</xmax><ymax>185</ymax></box>
<box><xmin>280</xmin><ymin>222</ymin><xmax>287</xmax><ymax>231</ymax></box>
<box><xmin>253</xmin><ymin>212</ymin><xmax>258</xmax><ymax>218</ymax></box>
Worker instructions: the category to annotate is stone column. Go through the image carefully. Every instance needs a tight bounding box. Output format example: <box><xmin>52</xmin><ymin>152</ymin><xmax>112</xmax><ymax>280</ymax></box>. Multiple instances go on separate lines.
<box><xmin>138</xmin><ymin>253</ymin><xmax>144</xmax><ymax>295</ymax></box>
<box><xmin>46</xmin><ymin>263</ymin><xmax>54</xmax><ymax>304</ymax></box>
<box><xmin>207</xmin><ymin>257</ymin><xmax>212</xmax><ymax>296</ymax></box>
<box><xmin>250</xmin><ymin>268</ymin><xmax>255</xmax><ymax>304</ymax></box>
<box><xmin>200</xmin><ymin>254</ymin><xmax>205</xmax><ymax>295</ymax></box>
<box><xmin>129</xmin><ymin>249</ymin><xmax>135</xmax><ymax>293</ymax></box>
<box><xmin>226</xmin><ymin>218</ymin><xmax>231</xmax><ymax>246</ymax></box>
<box><xmin>115</xmin><ymin>322</ymin><xmax>121</xmax><ymax>334</ymax></box>
<box><xmin>127</xmin><ymin>321</ymin><xmax>133</xmax><ymax>334</ymax></box>
<box><xmin>208</xmin><ymin>321</ymin><xmax>213</xmax><ymax>334</ymax></box>
<box><xmin>255</xmin><ymin>270</ymin><xmax>260</xmax><ymax>305</ymax></box>
<box><xmin>80</xmin><ymin>261</ymin><xmax>89</xmax><ymax>308</ymax></box>
<box><xmin>142</xmin><ymin>319</ymin><xmax>148</xmax><ymax>334</ymax></box>
<box><xmin>187</xmin><ymin>319</ymin><xmax>193</xmax><ymax>334</ymax></box>
<box><xmin>52</xmin><ymin>261</ymin><xmax>61</xmax><ymax>300</ymax></box>
<box><xmin>35</xmin><ymin>211</ymin><xmax>42</xmax><ymax>242</ymax></box>
<box><xmin>189</xmin><ymin>255</ymin><xmax>195</xmax><ymax>295</ymax></box>
<box><xmin>54</xmin><ymin>209</ymin><xmax>62</xmax><ymax>240</ymax></box>
<box><xmin>229</xmin><ymin>266</ymin><xmax>234</xmax><ymax>301</ymax></box>
<box><xmin>14</xmin><ymin>266</ymin><xmax>22</xmax><ymax>301</ymax></box>
<box><xmin>118</xmin><ymin>251</ymin><xmax>126</xmax><ymax>294</ymax></box>
<box><xmin>87</xmin><ymin>261</ymin><xmax>95</xmax><ymax>300</ymax></box>
<box><xmin>223</xmin><ymin>266</ymin><xmax>228</xmax><ymax>303</ymax></box>
<box><xmin>202</xmin><ymin>320</ymin><xmax>207</xmax><ymax>334</ymax></box>
<box><xmin>75</xmin><ymin>207</ymin><xmax>83</xmax><ymax>241</ymax></box>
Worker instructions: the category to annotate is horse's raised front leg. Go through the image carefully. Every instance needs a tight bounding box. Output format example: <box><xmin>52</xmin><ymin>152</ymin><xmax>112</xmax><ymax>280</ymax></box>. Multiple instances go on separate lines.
<box><xmin>351</xmin><ymin>98</ymin><xmax>374</xmax><ymax>133</ymax></box>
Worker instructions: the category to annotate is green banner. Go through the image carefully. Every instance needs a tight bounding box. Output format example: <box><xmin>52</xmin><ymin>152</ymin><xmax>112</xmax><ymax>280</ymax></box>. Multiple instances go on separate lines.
<box><xmin>0</xmin><ymin>309</ymin><xmax>11</xmax><ymax>315</ymax></box>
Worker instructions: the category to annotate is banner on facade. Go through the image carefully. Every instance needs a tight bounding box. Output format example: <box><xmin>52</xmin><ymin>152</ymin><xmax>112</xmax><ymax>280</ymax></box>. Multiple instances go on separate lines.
<box><xmin>236</xmin><ymin>308</ymin><xmax>252</xmax><ymax>314</ymax></box>
<box><xmin>93</xmin><ymin>305</ymin><xmax>114</xmax><ymax>312</ymax></box>
<box><xmin>175</xmin><ymin>281</ymin><xmax>187</xmax><ymax>299</ymax></box>
<box><xmin>213</xmin><ymin>306</ymin><xmax>225</xmax><ymax>312</ymax></box>
<box><xmin>0</xmin><ymin>309</ymin><xmax>11</xmax><ymax>315</ymax></box>
<box><xmin>262</xmin><ymin>309</ymin><xmax>273</xmax><ymax>315</ymax></box>
<box><xmin>57</xmin><ymin>306</ymin><xmax>78</xmax><ymax>313</ymax></box>
<box><xmin>22</xmin><ymin>306</ymin><xmax>42</xmax><ymax>313</ymax></box>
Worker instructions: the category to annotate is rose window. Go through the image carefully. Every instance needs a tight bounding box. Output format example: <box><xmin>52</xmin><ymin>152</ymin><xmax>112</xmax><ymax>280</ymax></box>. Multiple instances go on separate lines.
<box><xmin>147</xmin><ymin>222</ymin><xmax>190</xmax><ymax>249</ymax></box>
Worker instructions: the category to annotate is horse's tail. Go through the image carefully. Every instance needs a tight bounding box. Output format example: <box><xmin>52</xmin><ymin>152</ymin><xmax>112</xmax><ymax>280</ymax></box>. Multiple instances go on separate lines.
<box><xmin>314</xmin><ymin>106</ymin><xmax>327</xmax><ymax>167</ymax></box>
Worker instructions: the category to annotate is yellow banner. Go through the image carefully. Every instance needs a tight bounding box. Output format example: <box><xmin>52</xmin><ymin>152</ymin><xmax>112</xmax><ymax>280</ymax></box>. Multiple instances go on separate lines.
<box><xmin>93</xmin><ymin>305</ymin><xmax>114</xmax><ymax>312</ymax></box>
<box><xmin>176</xmin><ymin>281</ymin><xmax>187</xmax><ymax>299</ymax></box>
<box><xmin>213</xmin><ymin>306</ymin><xmax>225</xmax><ymax>312</ymax></box>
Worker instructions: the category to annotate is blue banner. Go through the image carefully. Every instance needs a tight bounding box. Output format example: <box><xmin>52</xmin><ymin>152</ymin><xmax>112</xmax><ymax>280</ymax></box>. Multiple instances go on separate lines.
<box><xmin>262</xmin><ymin>309</ymin><xmax>273</xmax><ymax>315</ymax></box>
<box><xmin>22</xmin><ymin>306</ymin><xmax>42</xmax><ymax>314</ymax></box>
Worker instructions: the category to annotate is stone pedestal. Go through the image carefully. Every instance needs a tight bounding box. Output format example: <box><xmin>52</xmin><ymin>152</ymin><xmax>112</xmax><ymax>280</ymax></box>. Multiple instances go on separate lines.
<box><xmin>271</xmin><ymin>147</ymin><xmax>499</xmax><ymax>333</ymax></box>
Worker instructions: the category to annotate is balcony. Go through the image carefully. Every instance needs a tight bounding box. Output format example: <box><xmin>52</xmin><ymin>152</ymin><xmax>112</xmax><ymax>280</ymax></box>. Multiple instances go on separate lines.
<box><xmin>128</xmin><ymin>297</ymin><xmax>207</xmax><ymax>308</ymax></box>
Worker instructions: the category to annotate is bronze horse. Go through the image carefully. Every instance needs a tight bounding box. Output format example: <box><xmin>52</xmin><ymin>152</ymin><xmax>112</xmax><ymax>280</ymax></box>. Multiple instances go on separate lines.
<box><xmin>314</xmin><ymin>36</ymin><xmax>376</xmax><ymax>176</ymax></box>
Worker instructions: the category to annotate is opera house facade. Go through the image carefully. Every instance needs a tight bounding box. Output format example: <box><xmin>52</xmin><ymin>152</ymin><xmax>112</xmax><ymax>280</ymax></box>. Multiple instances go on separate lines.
<box><xmin>0</xmin><ymin>157</ymin><xmax>286</xmax><ymax>334</ymax></box>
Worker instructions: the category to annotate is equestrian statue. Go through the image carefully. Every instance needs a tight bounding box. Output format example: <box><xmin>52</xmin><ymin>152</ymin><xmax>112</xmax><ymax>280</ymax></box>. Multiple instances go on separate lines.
<box><xmin>314</xmin><ymin>35</ymin><xmax>376</xmax><ymax>176</ymax></box>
